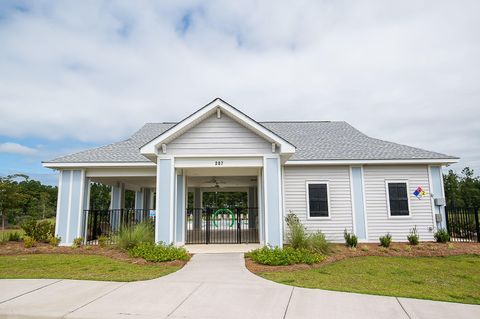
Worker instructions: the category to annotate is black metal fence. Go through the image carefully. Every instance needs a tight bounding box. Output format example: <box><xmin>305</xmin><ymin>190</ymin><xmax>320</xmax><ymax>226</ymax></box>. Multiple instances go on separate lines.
<box><xmin>185</xmin><ymin>207</ymin><xmax>259</xmax><ymax>244</ymax></box>
<box><xmin>445</xmin><ymin>206</ymin><xmax>480</xmax><ymax>242</ymax></box>
<box><xmin>83</xmin><ymin>209</ymin><xmax>154</xmax><ymax>245</ymax></box>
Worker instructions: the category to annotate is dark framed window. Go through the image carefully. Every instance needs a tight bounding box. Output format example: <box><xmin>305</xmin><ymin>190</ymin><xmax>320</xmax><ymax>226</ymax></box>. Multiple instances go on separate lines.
<box><xmin>308</xmin><ymin>183</ymin><xmax>329</xmax><ymax>217</ymax></box>
<box><xmin>387</xmin><ymin>182</ymin><xmax>409</xmax><ymax>216</ymax></box>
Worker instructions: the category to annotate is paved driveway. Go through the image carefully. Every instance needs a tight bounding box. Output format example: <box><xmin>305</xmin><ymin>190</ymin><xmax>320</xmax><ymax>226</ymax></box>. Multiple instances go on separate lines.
<box><xmin>0</xmin><ymin>253</ymin><xmax>479</xmax><ymax>318</ymax></box>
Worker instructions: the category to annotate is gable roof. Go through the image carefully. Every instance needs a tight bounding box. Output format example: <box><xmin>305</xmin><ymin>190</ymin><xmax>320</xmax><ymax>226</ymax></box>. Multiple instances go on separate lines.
<box><xmin>139</xmin><ymin>98</ymin><xmax>296</xmax><ymax>158</ymax></box>
<box><xmin>43</xmin><ymin>120</ymin><xmax>458</xmax><ymax>166</ymax></box>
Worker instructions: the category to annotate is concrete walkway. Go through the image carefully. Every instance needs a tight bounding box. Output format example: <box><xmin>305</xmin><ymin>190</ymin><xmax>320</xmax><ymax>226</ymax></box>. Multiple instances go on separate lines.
<box><xmin>0</xmin><ymin>253</ymin><xmax>478</xmax><ymax>318</ymax></box>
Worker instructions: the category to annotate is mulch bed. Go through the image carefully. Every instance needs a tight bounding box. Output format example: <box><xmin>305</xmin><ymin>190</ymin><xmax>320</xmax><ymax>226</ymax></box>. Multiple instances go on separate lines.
<box><xmin>245</xmin><ymin>242</ymin><xmax>480</xmax><ymax>274</ymax></box>
<box><xmin>0</xmin><ymin>242</ymin><xmax>187</xmax><ymax>268</ymax></box>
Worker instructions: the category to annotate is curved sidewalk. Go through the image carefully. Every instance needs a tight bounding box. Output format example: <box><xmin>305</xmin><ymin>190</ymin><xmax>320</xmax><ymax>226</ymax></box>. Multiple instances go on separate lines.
<box><xmin>0</xmin><ymin>253</ymin><xmax>478</xmax><ymax>318</ymax></box>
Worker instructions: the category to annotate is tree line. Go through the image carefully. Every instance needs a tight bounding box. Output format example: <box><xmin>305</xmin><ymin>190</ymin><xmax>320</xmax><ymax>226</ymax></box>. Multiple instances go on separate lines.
<box><xmin>443</xmin><ymin>167</ymin><xmax>480</xmax><ymax>208</ymax></box>
<box><xmin>0</xmin><ymin>174</ymin><xmax>58</xmax><ymax>227</ymax></box>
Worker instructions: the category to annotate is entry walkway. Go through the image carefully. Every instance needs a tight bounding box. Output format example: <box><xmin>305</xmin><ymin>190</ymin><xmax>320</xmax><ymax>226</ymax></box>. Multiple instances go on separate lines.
<box><xmin>0</xmin><ymin>253</ymin><xmax>479</xmax><ymax>318</ymax></box>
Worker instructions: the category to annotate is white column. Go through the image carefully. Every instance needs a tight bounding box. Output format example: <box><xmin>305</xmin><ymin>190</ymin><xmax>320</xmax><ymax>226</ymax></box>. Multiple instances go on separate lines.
<box><xmin>263</xmin><ymin>156</ymin><xmax>283</xmax><ymax>247</ymax></box>
<box><xmin>55</xmin><ymin>169</ymin><xmax>89</xmax><ymax>246</ymax></box>
<box><xmin>110</xmin><ymin>182</ymin><xmax>125</xmax><ymax>231</ymax></box>
<box><xmin>156</xmin><ymin>157</ymin><xmax>175</xmax><ymax>244</ymax></box>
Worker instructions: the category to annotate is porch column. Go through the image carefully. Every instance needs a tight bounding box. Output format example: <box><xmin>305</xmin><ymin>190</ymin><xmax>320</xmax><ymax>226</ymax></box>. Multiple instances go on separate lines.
<box><xmin>175</xmin><ymin>171</ymin><xmax>185</xmax><ymax>244</ymax></box>
<box><xmin>143</xmin><ymin>188</ymin><xmax>152</xmax><ymax>209</ymax></box>
<box><xmin>134</xmin><ymin>188</ymin><xmax>144</xmax><ymax>222</ymax></box>
<box><xmin>263</xmin><ymin>156</ymin><xmax>283</xmax><ymax>247</ymax></box>
<box><xmin>55</xmin><ymin>169</ymin><xmax>90</xmax><ymax>246</ymax></box>
<box><xmin>110</xmin><ymin>182</ymin><xmax>125</xmax><ymax>231</ymax></box>
<box><xmin>193</xmin><ymin>187</ymin><xmax>201</xmax><ymax>230</ymax></box>
<box><xmin>248</xmin><ymin>186</ymin><xmax>257</xmax><ymax>229</ymax></box>
<box><xmin>156</xmin><ymin>157</ymin><xmax>174</xmax><ymax>244</ymax></box>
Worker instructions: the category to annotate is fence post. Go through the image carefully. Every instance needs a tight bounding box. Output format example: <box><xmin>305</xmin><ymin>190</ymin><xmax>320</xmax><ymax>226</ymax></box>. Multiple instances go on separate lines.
<box><xmin>474</xmin><ymin>206</ymin><xmax>480</xmax><ymax>243</ymax></box>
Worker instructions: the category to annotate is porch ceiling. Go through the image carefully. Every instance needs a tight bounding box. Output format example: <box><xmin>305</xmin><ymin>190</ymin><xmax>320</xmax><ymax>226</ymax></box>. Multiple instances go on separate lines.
<box><xmin>90</xmin><ymin>176</ymin><xmax>156</xmax><ymax>191</ymax></box>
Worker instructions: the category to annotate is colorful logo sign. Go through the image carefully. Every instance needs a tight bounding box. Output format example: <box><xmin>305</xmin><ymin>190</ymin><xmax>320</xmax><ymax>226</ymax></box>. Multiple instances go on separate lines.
<box><xmin>413</xmin><ymin>186</ymin><xmax>426</xmax><ymax>199</ymax></box>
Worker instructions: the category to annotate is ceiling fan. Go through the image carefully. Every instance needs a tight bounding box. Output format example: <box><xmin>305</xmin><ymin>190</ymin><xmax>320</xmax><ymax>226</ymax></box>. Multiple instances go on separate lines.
<box><xmin>205</xmin><ymin>177</ymin><xmax>226</xmax><ymax>188</ymax></box>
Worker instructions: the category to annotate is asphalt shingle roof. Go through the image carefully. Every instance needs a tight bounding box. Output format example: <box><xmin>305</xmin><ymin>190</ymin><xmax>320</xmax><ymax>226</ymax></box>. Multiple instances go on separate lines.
<box><xmin>46</xmin><ymin>121</ymin><xmax>456</xmax><ymax>163</ymax></box>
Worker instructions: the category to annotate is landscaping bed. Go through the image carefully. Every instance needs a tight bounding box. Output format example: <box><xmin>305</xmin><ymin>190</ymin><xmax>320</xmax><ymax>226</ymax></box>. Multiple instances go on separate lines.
<box><xmin>0</xmin><ymin>241</ymin><xmax>187</xmax><ymax>267</ymax></box>
<box><xmin>245</xmin><ymin>242</ymin><xmax>480</xmax><ymax>273</ymax></box>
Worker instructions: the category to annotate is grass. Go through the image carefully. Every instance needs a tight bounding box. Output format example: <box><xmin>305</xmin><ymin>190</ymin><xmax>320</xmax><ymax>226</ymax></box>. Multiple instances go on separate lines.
<box><xmin>258</xmin><ymin>255</ymin><xmax>480</xmax><ymax>305</ymax></box>
<box><xmin>0</xmin><ymin>254</ymin><xmax>180</xmax><ymax>282</ymax></box>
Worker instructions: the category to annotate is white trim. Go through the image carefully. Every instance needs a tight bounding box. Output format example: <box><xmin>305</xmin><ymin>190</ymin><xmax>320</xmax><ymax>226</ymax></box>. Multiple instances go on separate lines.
<box><xmin>257</xmin><ymin>169</ymin><xmax>264</xmax><ymax>245</ymax></box>
<box><xmin>427</xmin><ymin>165</ymin><xmax>438</xmax><ymax>230</ymax></box>
<box><xmin>43</xmin><ymin>162</ymin><xmax>156</xmax><ymax>168</ymax></box>
<box><xmin>140</xmin><ymin>99</ymin><xmax>296</xmax><ymax>156</ymax></box>
<box><xmin>43</xmin><ymin>158</ymin><xmax>458</xmax><ymax>169</ymax></box>
<box><xmin>169</xmin><ymin>158</ymin><xmax>175</xmax><ymax>244</ymax></box>
<box><xmin>65</xmin><ymin>170</ymin><xmax>74</xmax><ymax>244</ymax></box>
<box><xmin>349</xmin><ymin>167</ymin><xmax>357</xmax><ymax>234</ymax></box>
<box><xmin>54</xmin><ymin>171</ymin><xmax>63</xmax><ymax>237</ymax></box>
<box><xmin>277</xmin><ymin>157</ymin><xmax>284</xmax><ymax>248</ymax></box>
<box><xmin>263</xmin><ymin>158</ymin><xmax>269</xmax><ymax>245</ymax></box>
<box><xmin>182</xmin><ymin>174</ymin><xmax>186</xmax><ymax>245</ymax></box>
<box><xmin>285</xmin><ymin>158</ymin><xmax>459</xmax><ymax>165</ymax></box>
<box><xmin>77</xmin><ymin>169</ymin><xmax>86</xmax><ymax>238</ymax></box>
<box><xmin>281</xmin><ymin>164</ymin><xmax>286</xmax><ymax>245</ymax></box>
<box><xmin>360</xmin><ymin>166</ymin><xmax>368</xmax><ymax>240</ymax></box>
<box><xmin>385</xmin><ymin>180</ymin><xmax>411</xmax><ymax>218</ymax></box>
<box><xmin>305</xmin><ymin>180</ymin><xmax>331</xmax><ymax>220</ymax></box>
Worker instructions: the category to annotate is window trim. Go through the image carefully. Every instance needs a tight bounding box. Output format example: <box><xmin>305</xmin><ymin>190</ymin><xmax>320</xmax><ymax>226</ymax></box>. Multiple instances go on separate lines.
<box><xmin>306</xmin><ymin>181</ymin><xmax>331</xmax><ymax>220</ymax></box>
<box><xmin>385</xmin><ymin>180</ymin><xmax>411</xmax><ymax>218</ymax></box>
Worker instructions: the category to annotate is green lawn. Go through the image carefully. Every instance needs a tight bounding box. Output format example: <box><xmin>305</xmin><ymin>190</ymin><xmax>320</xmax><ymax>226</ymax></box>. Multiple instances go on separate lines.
<box><xmin>0</xmin><ymin>254</ymin><xmax>180</xmax><ymax>282</ymax></box>
<box><xmin>259</xmin><ymin>255</ymin><xmax>480</xmax><ymax>305</ymax></box>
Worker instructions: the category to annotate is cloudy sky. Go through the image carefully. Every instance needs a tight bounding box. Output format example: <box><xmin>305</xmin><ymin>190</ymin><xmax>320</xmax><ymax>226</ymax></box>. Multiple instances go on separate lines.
<box><xmin>0</xmin><ymin>0</ymin><xmax>479</xmax><ymax>185</ymax></box>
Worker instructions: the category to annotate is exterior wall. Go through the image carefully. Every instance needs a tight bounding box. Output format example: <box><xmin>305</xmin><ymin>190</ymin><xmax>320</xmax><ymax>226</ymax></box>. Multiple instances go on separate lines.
<box><xmin>167</xmin><ymin>113</ymin><xmax>273</xmax><ymax>155</ymax></box>
<box><xmin>283</xmin><ymin>166</ymin><xmax>353</xmax><ymax>242</ymax></box>
<box><xmin>363</xmin><ymin>165</ymin><xmax>435</xmax><ymax>242</ymax></box>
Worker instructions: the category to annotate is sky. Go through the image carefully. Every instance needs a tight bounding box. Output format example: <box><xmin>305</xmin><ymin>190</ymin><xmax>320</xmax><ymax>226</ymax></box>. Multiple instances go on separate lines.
<box><xmin>0</xmin><ymin>0</ymin><xmax>479</xmax><ymax>186</ymax></box>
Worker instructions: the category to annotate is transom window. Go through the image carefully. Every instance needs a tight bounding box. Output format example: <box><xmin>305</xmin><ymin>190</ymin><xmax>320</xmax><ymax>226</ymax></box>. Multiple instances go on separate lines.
<box><xmin>307</xmin><ymin>183</ymin><xmax>329</xmax><ymax>217</ymax></box>
<box><xmin>387</xmin><ymin>182</ymin><xmax>410</xmax><ymax>216</ymax></box>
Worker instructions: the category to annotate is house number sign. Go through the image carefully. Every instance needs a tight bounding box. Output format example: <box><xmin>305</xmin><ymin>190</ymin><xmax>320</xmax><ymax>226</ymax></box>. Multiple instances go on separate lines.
<box><xmin>214</xmin><ymin>160</ymin><xmax>224</xmax><ymax>166</ymax></box>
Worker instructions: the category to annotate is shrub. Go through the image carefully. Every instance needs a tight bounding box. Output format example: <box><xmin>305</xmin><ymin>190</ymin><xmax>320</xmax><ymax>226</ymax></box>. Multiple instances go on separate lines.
<box><xmin>129</xmin><ymin>242</ymin><xmax>190</xmax><ymax>262</ymax></box>
<box><xmin>20</xmin><ymin>219</ymin><xmax>54</xmax><ymax>242</ymax></box>
<box><xmin>49</xmin><ymin>236</ymin><xmax>61</xmax><ymax>246</ymax></box>
<box><xmin>285</xmin><ymin>213</ymin><xmax>308</xmax><ymax>249</ymax></box>
<box><xmin>8</xmin><ymin>232</ymin><xmax>22</xmax><ymax>242</ymax></box>
<box><xmin>361</xmin><ymin>245</ymin><xmax>369</xmax><ymax>252</ymax></box>
<box><xmin>307</xmin><ymin>231</ymin><xmax>330</xmax><ymax>255</ymax></box>
<box><xmin>434</xmin><ymin>229</ymin><xmax>450</xmax><ymax>243</ymax></box>
<box><xmin>72</xmin><ymin>237</ymin><xmax>83</xmax><ymax>248</ymax></box>
<box><xmin>35</xmin><ymin>221</ymin><xmax>53</xmax><ymax>242</ymax></box>
<box><xmin>247</xmin><ymin>246</ymin><xmax>324</xmax><ymax>266</ymax></box>
<box><xmin>23</xmin><ymin>236</ymin><xmax>36</xmax><ymax>248</ymax></box>
<box><xmin>116</xmin><ymin>222</ymin><xmax>154</xmax><ymax>250</ymax></box>
<box><xmin>379</xmin><ymin>233</ymin><xmax>392</xmax><ymax>248</ymax></box>
<box><xmin>98</xmin><ymin>235</ymin><xmax>109</xmax><ymax>247</ymax></box>
<box><xmin>407</xmin><ymin>226</ymin><xmax>419</xmax><ymax>245</ymax></box>
<box><xmin>21</xmin><ymin>219</ymin><xmax>37</xmax><ymax>238</ymax></box>
<box><xmin>0</xmin><ymin>233</ymin><xmax>8</xmax><ymax>245</ymax></box>
<box><xmin>344</xmin><ymin>229</ymin><xmax>358</xmax><ymax>248</ymax></box>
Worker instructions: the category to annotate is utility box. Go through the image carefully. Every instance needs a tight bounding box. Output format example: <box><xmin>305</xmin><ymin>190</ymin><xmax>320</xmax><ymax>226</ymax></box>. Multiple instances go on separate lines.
<box><xmin>434</xmin><ymin>197</ymin><xmax>446</xmax><ymax>206</ymax></box>
<box><xmin>435</xmin><ymin>213</ymin><xmax>443</xmax><ymax>223</ymax></box>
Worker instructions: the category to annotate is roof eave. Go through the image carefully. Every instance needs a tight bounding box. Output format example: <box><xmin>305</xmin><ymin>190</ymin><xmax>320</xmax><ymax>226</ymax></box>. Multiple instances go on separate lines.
<box><xmin>285</xmin><ymin>158</ymin><xmax>460</xmax><ymax>165</ymax></box>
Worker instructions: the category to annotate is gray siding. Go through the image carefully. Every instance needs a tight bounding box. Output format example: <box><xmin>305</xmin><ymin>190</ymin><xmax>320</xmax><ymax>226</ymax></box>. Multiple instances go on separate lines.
<box><xmin>363</xmin><ymin>165</ymin><xmax>435</xmax><ymax>242</ymax></box>
<box><xmin>168</xmin><ymin>114</ymin><xmax>272</xmax><ymax>155</ymax></box>
<box><xmin>283</xmin><ymin>166</ymin><xmax>353</xmax><ymax>242</ymax></box>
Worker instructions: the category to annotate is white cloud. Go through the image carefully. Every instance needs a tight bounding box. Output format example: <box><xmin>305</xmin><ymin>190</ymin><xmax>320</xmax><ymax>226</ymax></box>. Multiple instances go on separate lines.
<box><xmin>0</xmin><ymin>142</ymin><xmax>37</xmax><ymax>155</ymax></box>
<box><xmin>0</xmin><ymin>0</ymin><xmax>479</xmax><ymax>172</ymax></box>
